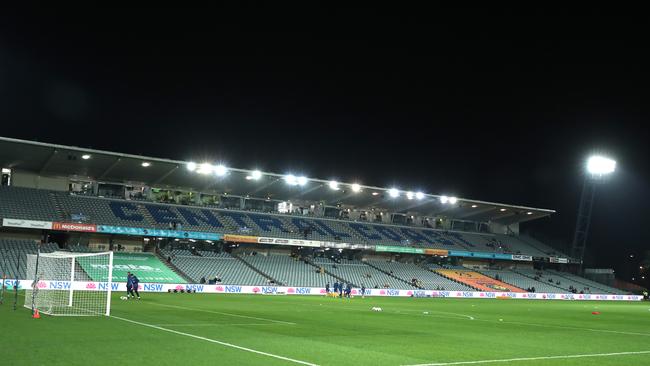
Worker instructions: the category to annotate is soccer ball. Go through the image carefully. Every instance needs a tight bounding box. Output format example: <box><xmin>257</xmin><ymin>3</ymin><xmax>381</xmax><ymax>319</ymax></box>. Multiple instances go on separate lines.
<box><xmin>120</xmin><ymin>296</ymin><xmax>128</xmax><ymax>300</ymax></box>
<box><xmin>371</xmin><ymin>307</ymin><xmax>382</xmax><ymax>312</ymax></box>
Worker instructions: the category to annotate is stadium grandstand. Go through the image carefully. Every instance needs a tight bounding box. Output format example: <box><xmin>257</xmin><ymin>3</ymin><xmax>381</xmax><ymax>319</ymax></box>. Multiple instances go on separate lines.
<box><xmin>0</xmin><ymin>136</ymin><xmax>630</xmax><ymax>295</ymax></box>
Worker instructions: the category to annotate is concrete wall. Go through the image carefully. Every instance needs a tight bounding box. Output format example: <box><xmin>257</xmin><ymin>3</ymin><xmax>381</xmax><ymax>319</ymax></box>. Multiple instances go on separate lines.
<box><xmin>11</xmin><ymin>170</ymin><xmax>69</xmax><ymax>191</ymax></box>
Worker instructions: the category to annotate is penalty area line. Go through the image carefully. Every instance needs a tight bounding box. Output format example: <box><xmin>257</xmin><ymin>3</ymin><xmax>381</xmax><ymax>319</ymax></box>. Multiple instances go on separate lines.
<box><xmin>401</xmin><ymin>350</ymin><xmax>650</xmax><ymax>366</ymax></box>
<box><xmin>112</xmin><ymin>316</ymin><xmax>319</xmax><ymax>366</ymax></box>
<box><xmin>148</xmin><ymin>302</ymin><xmax>296</xmax><ymax>325</ymax></box>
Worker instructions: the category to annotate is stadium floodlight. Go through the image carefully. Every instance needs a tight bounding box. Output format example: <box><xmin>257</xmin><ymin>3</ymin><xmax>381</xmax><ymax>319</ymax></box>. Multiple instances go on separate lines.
<box><xmin>351</xmin><ymin>183</ymin><xmax>361</xmax><ymax>192</ymax></box>
<box><xmin>440</xmin><ymin>196</ymin><xmax>449</xmax><ymax>204</ymax></box>
<box><xmin>586</xmin><ymin>155</ymin><xmax>616</xmax><ymax>176</ymax></box>
<box><xmin>471</xmin><ymin>204</ymin><xmax>478</xmax><ymax>208</ymax></box>
<box><xmin>284</xmin><ymin>174</ymin><xmax>298</xmax><ymax>185</ymax></box>
<box><xmin>186</xmin><ymin>162</ymin><xmax>197</xmax><ymax>171</ymax></box>
<box><xmin>406</xmin><ymin>192</ymin><xmax>414</xmax><ymax>200</ymax></box>
<box><xmin>499</xmin><ymin>208</ymin><xmax>507</xmax><ymax>212</ymax></box>
<box><xmin>329</xmin><ymin>181</ymin><xmax>339</xmax><ymax>190</ymax></box>
<box><xmin>249</xmin><ymin>170</ymin><xmax>262</xmax><ymax>180</ymax></box>
<box><xmin>197</xmin><ymin>163</ymin><xmax>213</xmax><ymax>175</ymax></box>
<box><xmin>448</xmin><ymin>196</ymin><xmax>458</xmax><ymax>204</ymax></box>
<box><xmin>297</xmin><ymin>176</ymin><xmax>308</xmax><ymax>186</ymax></box>
<box><xmin>527</xmin><ymin>211</ymin><xmax>533</xmax><ymax>215</ymax></box>
<box><xmin>415</xmin><ymin>192</ymin><xmax>425</xmax><ymax>200</ymax></box>
<box><xmin>141</xmin><ymin>162</ymin><xmax>151</xmax><ymax>167</ymax></box>
<box><xmin>81</xmin><ymin>154</ymin><xmax>91</xmax><ymax>160</ymax></box>
<box><xmin>214</xmin><ymin>164</ymin><xmax>228</xmax><ymax>176</ymax></box>
<box><xmin>388</xmin><ymin>188</ymin><xmax>399</xmax><ymax>198</ymax></box>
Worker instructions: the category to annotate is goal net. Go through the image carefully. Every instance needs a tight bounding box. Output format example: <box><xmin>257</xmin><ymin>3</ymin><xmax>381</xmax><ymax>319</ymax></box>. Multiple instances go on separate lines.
<box><xmin>24</xmin><ymin>251</ymin><xmax>113</xmax><ymax>316</ymax></box>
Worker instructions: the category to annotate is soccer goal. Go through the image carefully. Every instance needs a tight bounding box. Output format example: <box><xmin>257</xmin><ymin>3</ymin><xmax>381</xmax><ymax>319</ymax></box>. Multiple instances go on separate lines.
<box><xmin>24</xmin><ymin>251</ymin><xmax>113</xmax><ymax>316</ymax></box>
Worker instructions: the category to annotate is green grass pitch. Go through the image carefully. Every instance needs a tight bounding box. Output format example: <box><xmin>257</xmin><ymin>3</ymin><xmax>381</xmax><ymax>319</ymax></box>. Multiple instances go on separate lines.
<box><xmin>2</xmin><ymin>293</ymin><xmax>650</xmax><ymax>366</ymax></box>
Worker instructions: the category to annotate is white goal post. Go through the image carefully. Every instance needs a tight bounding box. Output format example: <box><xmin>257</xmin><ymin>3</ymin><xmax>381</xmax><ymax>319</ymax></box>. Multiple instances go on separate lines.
<box><xmin>24</xmin><ymin>251</ymin><xmax>113</xmax><ymax>316</ymax></box>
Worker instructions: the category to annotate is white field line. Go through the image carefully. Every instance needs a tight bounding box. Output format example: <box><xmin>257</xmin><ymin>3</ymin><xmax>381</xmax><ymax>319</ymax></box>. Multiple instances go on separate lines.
<box><xmin>401</xmin><ymin>350</ymin><xmax>650</xmax><ymax>366</ymax></box>
<box><xmin>471</xmin><ymin>318</ymin><xmax>650</xmax><ymax>337</ymax></box>
<box><xmin>148</xmin><ymin>302</ymin><xmax>296</xmax><ymax>325</ymax></box>
<box><xmin>154</xmin><ymin>323</ymin><xmax>291</xmax><ymax>327</ymax></box>
<box><xmin>112</xmin><ymin>316</ymin><xmax>318</xmax><ymax>366</ymax></box>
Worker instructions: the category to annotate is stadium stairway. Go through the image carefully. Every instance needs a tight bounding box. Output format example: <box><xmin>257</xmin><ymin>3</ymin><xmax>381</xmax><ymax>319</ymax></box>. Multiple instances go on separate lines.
<box><xmin>155</xmin><ymin>252</ymin><xmax>194</xmax><ymax>283</ymax></box>
<box><xmin>364</xmin><ymin>261</ymin><xmax>424</xmax><ymax>289</ymax></box>
<box><xmin>304</xmin><ymin>257</ymin><xmax>356</xmax><ymax>287</ymax></box>
<box><xmin>475</xmin><ymin>269</ymin><xmax>537</xmax><ymax>293</ymax></box>
<box><xmin>48</xmin><ymin>192</ymin><xmax>66</xmax><ymax>221</ymax></box>
<box><xmin>231</xmin><ymin>253</ymin><xmax>283</xmax><ymax>285</ymax></box>
<box><xmin>545</xmin><ymin>269</ymin><xmax>620</xmax><ymax>294</ymax></box>
<box><xmin>436</xmin><ymin>269</ymin><xmax>526</xmax><ymax>293</ymax></box>
<box><xmin>509</xmin><ymin>269</ymin><xmax>567</xmax><ymax>293</ymax></box>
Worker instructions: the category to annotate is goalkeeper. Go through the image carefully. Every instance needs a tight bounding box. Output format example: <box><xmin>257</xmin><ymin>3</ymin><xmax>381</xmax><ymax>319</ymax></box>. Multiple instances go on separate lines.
<box><xmin>126</xmin><ymin>272</ymin><xmax>141</xmax><ymax>300</ymax></box>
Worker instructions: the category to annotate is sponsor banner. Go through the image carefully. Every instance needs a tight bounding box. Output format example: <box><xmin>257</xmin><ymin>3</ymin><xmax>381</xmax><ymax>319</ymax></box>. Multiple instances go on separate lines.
<box><xmin>448</xmin><ymin>250</ymin><xmax>513</xmax><ymax>260</ymax></box>
<box><xmin>97</xmin><ymin>225</ymin><xmax>221</xmax><ymax>241</ymax></box>
<box><xmin>549</xmin><ymin>257</ymin><xmax>569</xmax><ymax>264</ymax></box>
<box><xmin>52</xmin><ymin>222</ymin><xmax>97</xmax><ymax>232</ymax></box>
<box><xmin>257</xmin><ymin>237</ymin><xmax>321</xmax><ymax>247</ymax></box>
<box><xmin>424</xmin><ymin>249</ymin><xmax>449</xmax><ymax>256</ymax></box>
<box><xmin>375</xmin><ymin>245</ymin><xmax>425</xmax><ymax>254</ymax></box>
<box><xmin>223</xmin><ymin>234</ymin><xmax>259</xmax><ymax>243</ymax></box>
<box><xmin>512</xmin><ymin>254</ymin><xmax>533</xmax><ymax>261</ymax></box>
<box><xmin>4</xmin><ymin>280</ymin><xmax>644</xmax><ymax>301</ymax></box>
<box><xmin>2</xmin><ymin>218</ymin><xmax>53</xmax><ymax>230</ymax></box>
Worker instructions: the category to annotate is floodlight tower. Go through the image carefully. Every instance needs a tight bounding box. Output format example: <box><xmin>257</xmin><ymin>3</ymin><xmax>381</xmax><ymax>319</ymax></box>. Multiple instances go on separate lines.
<box><xmin>571</xmin><ymin>155</ymin><xmax>616</xmax><ymax>273</ymax></box>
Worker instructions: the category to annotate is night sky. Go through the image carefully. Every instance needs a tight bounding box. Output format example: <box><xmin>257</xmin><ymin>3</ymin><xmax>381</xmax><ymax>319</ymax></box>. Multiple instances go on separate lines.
<box><xmin>1</xmin><ymin>6</ymin><xmax>648</xmax><ymax>283</ymax></box>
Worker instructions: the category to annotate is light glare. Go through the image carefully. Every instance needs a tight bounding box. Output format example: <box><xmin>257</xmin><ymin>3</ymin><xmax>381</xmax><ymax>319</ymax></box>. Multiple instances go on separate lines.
<box><xmin>81</xmin><ymin>154</ymin><xmax>91</xmax><ymax>160</ymax></box>
<box><xmin>351</xmin><ymin>183</ymin><xmax>361</xmax><ymax>192</ymax></box>
<box><xmin>285</xmin><ymin>174</ymin><xmax>297</xmax><ymax>185</ymax></box>
<box><xmin>440</xmin><ymin>196</ymin><xmax>449</xmax><ymax>204</ymax></box>
<box><xmin>187</xmin><ymin>162</ymin><xmax>197</xmax><ymax>171</ymax></box>
<box><xmin>297</xmin><ymin>176</ymin><xmax>308</xmax><ymax>186</ymax></box>
<box><xmin>587</xmin><ymin>155</ymin><xmax>616</xmax><ymax>175</ymax></box>
<box><xmin>415</xmin><ymin>192</ymin><xmax>425</xmax><ymax>200</ymax></box>
<box><xmin>448</xmin><ymin>197</ymin><xmax>458</xmax><ymax>204</ymax></box>
<box><xmin>329</xmin><ymin>181</ymin><xmax>339</xmax><ymax>190</ymax></box>
<box><xmin>197</xmin><ymin>163</ymin><xmax>213</xmax><ymax>175</ymax></box>
<box><xmin>214</xmin><ymin>164</ymin><xmax>228</xmax><ymax>176</ymax></box>
<box><xmin>141</xmin><ymin>162</ymin><xmax>151</xmax><ymax>167</ymax></box>
<box><xmin>388</xmin><ymin>188</ymin><xmax>399</xmax><ymax>198</ymax></box>
<box><xmin>251</xmin><ymin>170</ymin><xmax>262</xmax><ymax>180</ymax></box>
<box><xmin>406</xmin><ymin>192</ymin><xmax>414</xmax><ymax>200</ymax></box>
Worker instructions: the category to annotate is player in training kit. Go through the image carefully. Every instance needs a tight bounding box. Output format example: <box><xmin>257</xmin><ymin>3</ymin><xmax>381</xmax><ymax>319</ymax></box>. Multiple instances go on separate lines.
<box><xmin>325</xmin><ymin>282</ymin><xmax>330</xmax><ymax>295</ymax></box>
<box><xmin>126</xmin><ymin>272</ymin><xmax>141</xmax><ymax>299</ymax></box>
<box><xmin>361</xmin><ymin>284</ymin><xmax>366</xmax><ymax>298</ymax></box>
<box><xmin>345</xmin><ymin>283</ymin><xmax>352</xmax><ymax>298</ymax></box>
<box><xmin>333</xmin><ymin>281</ymin><xmax>339</xmax><ymax>297</ymax></box>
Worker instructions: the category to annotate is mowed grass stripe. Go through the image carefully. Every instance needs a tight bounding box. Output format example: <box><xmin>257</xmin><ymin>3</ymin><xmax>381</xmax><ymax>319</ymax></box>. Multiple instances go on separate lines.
<box><xmin>112</xmin><ymin>315</ymin><xmax>319</xmax><ymax>366</ymax></box>
<box><xmin>4</xmin><ymin>293</ymin><xmax>650</xmax><ymax>366</ymax></box>
<box><xmin>402</xmin><ymin>350</ymin><xmax>650</xmax><ymax>365</ymax></box>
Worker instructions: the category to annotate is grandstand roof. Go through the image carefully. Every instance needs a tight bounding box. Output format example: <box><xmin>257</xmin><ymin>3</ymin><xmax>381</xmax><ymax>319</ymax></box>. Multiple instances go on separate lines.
<box><xmin>0</xmin><ymin>136</ymin><xmax>555</xmax><ymax>224</ymax></box>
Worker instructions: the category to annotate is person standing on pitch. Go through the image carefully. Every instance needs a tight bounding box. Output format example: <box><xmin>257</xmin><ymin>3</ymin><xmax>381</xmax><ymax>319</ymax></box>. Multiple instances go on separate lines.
<box><xmin>345</xmin><ymin>283</ymin><xmax>352</xmax><ymax>299</ymax></box>
<box><xmin>126</xmin><ymin>272</ymin><xmax>141</xmax><ymax>300</ymax></box>
<box><xmin>333</xmin><ymin>281</ymin><xmax>339</xmax><ymax>298</ymax></box>
<box><xmin>361</xmin><ymin>284</ymin><xmax>366</xmax><ymax>299</ymax></box>
<box><xmin>325</xmin><ymin>282</ymin><xmax>330</xmax><ymax>296</ymax></box>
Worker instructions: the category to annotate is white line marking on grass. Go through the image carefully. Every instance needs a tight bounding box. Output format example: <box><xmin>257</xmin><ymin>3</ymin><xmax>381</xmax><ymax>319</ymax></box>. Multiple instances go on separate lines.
<box><xmin>112</xmin><ymin>316</ymin><xmax>318</xmax><ymax>366</ymax></box>
<box><xmin>149</xmin><ymin>302</ymin><xmax>296</xmax><ymax>325</ymax></box>
<box><xmin>473</xmin><ymin>318</ymin><xmax>650</xmax><ymax>337</ymax></box>
<box><xmin>401</xmin><ymin>350</ymin><xmax>650</xmax><ymax>366</ymax></box>
<box><xmin>420</xmin><ymin>310</ymin><xmax>474</xmax><ymax>320</ymax></box>
<box><xmin>154</xmin><ymin>323</ymin><xmax>291</xmax><ymax>327</ymax></box>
